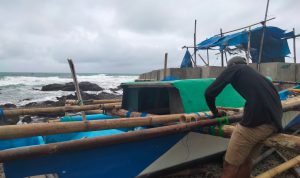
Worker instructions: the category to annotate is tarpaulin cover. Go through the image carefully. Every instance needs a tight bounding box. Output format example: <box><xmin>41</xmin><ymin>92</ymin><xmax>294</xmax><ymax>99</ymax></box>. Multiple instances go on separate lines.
<box><xmin>180</xmin><ymin>50</ymin><xmax>193</xmax><ymax>68</ymax></box>
<box><xmin>197</xmin><ymin>26</ymin><xmax>292</xmax><ymax>63</ymax></box>
<box><xmin>0</xmin><ymin>136</ymin><xmax>45</xmax><ymax>150</ymax></box>
<box><xmin>171</xmin><ymin>78</ymin><xmax>245</xmax><ymax>113</ymax></box>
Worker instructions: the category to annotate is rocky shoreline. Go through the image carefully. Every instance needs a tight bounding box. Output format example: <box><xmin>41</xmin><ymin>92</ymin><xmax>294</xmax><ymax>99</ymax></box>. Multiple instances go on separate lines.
<box><xmin>0</xmin><ymin>81</ymin><xmax>122</xmax><ymax>124</ymax></box>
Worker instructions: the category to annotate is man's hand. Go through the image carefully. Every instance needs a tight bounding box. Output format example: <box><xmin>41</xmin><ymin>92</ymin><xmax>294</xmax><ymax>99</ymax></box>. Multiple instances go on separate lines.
<box><xmin>213</xmin><ymin>109</ymin><xmax>227</xmax><ymax>118</ymax></box>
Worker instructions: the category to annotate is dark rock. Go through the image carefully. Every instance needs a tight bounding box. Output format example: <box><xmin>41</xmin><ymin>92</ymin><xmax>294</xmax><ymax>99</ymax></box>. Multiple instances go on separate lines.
<box><xmin>41</xmin><ymin>83</ymin><xmax>64</xmax><ymax>91</ymax></box>
<box><xmin>41</xmin><ymin>82</ymin><xmax>103</xmax><ymax>91</ymax></box>
<box><xmin>22</xmin><ymin>98</ymin><xmax>31</xmax><ymax>101</ymax></box>
<box><xmin>110</xmin><ymin>85</ymin><xmax>122</xmax><ymax>93</ymax></box>
<box><xmin>0</xmin><ymin>103</ymin><xmax>17</xmax><ymax>108</ymax></box>
<box><xmin>21</xmin><ymin>116</ymin><xmax>32</xmax><ymax>123</ymax></box>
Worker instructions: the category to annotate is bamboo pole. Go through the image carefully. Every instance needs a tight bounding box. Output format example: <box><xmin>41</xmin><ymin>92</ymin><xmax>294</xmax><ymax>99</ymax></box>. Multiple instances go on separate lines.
<box><xmin>0</xmin><ymin>115</ymin><xmax>242</xmax><ymax>162</ymax></box>
<box><xmin>65</xmin><ymin>99</ymin><xmax>122</xmax><ymax>105</ymax></box>
<box><xmin>293</xmin><ymin>28</ymin><xmax>297</xmax><ymax>64</ymax></box>
<box><xmin>194</xmin><ymin>19</ymin><xmax>197</xmax><ymax>66</ymax></box>
<box><xmin>2</xmin><ymin>103</ymin><xmax>121</xmax><ymax>118</ymax></box>
<box><xmin>220</xmin><ymin>28</ymin><xmax>224</xmax><ymax>67</ymax></box>
<box><xmin>215</xmin><ymin>17</ymin><xmax>275</xmax><ymax>36</ymax></box>
<box><xmin>258</xmin><ymin>0</ymin><xmax>270</xmax><ymax>72</ymax></box>
<box><xmin>1</xmin><ymin>95</ymin><xmax>300</xmax><ymax>140</ymax></box>
<box><xmin>247</xmin><ymin>27</ymin><xmax>251</xmax><ymax>64</ymax></box>
<box><xmin>0</xmin><ymin>115</ymin><xmax>299</xmax><ymax>162</ymax></box>
<box><xmin>255</xmin><ymin>155</ymin><xmax>300</xmax><ymax>178</ymax></box>
<box><xmin>67</xmin><ymin>59</ymin><xmax>86</xmax><ymax>121</ymax></box>
<box><xmin>207</xmin><ymin>49</ymin><xmax>210</xmax><ymax>66</ymax></box>
<box><xmin>164</xmin><ymin>53</ymin><xmax>168</xmax><ymax>79</ymax></box>
<box><xmin>204</xmin><ymin>125</ymin><xmax>300</xmax><ymax>153</ymax></box>
<box><xmin>0</xmin><ymin>111</ymin><xmax>227</xmax><ymax>140</ymax></box>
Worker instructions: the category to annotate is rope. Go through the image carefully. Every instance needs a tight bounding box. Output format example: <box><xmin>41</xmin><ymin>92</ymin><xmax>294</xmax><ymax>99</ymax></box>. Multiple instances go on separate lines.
<box><xmin>0</xmin><ymin>108</ymin><xmax>5</xmax><ymax>122</ymax></box>
<box><xmin>140</xmin><ymin>112</ymin><xmax>148</xmax><ymax>117</ymax></box>
<box><xmin>126</xmin><ymin>111</ymin><xmax>132</xmax><ymax>118</ymax></box>
<box><xmin>209</xmin><ymin>116</ymin><xmax>230</xmax><ymax>137</ymax></box>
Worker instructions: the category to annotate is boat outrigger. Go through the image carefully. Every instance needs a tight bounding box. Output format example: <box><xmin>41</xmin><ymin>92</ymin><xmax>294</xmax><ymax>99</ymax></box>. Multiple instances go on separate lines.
<box><xmin>0</xmin><ymin>78</ymin><xmax>300</xmax><ymax>178</ymax></box>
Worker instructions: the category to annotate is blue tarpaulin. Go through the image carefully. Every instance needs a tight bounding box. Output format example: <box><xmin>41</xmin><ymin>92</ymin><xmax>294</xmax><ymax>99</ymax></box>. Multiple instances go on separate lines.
<box><xmin>180</xmin><ymin>49</ymin><xmax>193</xmax><ymax>68</ymax></box>
<box><xmin>197</xmin><ymin>26</ymin><xmax>293</xmax><ymax>63</ymax></box>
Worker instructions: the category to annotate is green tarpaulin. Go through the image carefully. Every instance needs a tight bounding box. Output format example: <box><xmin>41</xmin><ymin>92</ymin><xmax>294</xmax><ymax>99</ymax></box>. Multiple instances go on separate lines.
<box><xmin>171</xmin><ymin>78</ymin><xmax>245</xmax><ymax>113</ymax></box>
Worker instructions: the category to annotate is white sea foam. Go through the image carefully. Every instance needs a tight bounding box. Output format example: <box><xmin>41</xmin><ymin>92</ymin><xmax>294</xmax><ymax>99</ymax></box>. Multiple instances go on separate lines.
<box><xmin>0</xmin><ymin>73</ymin><xmax>138</xmax><ymax>106</ymax></box>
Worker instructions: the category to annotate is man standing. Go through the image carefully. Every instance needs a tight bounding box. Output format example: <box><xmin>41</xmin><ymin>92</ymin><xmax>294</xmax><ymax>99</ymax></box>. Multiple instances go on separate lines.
<box><xmin>205</xmin><ymin>56</ymin><xmax>282</xmax><ymax>178</ymax></box>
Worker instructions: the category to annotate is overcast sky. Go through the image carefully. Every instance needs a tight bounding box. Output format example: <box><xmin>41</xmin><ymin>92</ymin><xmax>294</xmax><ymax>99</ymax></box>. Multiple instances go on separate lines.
<box><xmin>0</xmin><ymin>0</ymin><xmax>299</xmax><ymax>74</ymax></box>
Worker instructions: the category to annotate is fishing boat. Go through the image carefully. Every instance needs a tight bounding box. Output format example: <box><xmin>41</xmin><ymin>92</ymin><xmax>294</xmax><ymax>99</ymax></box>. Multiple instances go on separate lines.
<box><xmin>0</xmin><ymin>78</ymin><xmax>300</xmax><ymax>178</ymax></box>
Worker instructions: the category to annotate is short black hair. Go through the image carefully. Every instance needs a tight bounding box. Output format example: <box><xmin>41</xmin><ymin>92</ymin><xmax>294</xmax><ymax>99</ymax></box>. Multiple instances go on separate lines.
<box><xmin>227</xmin><ymin>56</ymin><xmax>247</xmax><ymax>68</ymax></box>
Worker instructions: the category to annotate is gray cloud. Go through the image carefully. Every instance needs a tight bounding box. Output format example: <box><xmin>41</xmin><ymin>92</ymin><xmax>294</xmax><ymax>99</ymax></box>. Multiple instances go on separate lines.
<box><xmin>0</xmin><ymin>0</ymin><xmax>299</xmax><ymax>73</ymax></box>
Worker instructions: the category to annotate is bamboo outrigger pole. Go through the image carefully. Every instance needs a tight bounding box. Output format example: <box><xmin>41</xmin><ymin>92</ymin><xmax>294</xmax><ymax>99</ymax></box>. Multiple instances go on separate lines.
<box><xmin>2</xmin><ymin>103</ymin><xmax>121</xmax><ymax>118</ymax></box>
<box><xmin>65</xmin><ymin>99</ymin><xmax>122</xmax><ymax>105</ymax></box>
<box><xmin>0</xmin><ymin>98</ymin><xmax>300</xmax><ymax>140</ymax></box>
<box><xmin>0</xmin><ymin>114</ymin><xmax>299</xmax><ymax>162</ymax></box>
<box><xmin>0</xmin><ymin>112</ymin><xmax>222</xmax><ymax>140</ymax></box>
<box><xmin>255</xmin><ymin>155</ymin><xmax>300</xmax><ymax>178</ymax></box>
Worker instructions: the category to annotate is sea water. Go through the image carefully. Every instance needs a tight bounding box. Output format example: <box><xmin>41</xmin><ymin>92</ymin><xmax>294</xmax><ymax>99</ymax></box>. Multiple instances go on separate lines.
<box><xmin>0</xmin><ymin>72</ymin><xmax>138</xmax><ymax>106</ymax></box>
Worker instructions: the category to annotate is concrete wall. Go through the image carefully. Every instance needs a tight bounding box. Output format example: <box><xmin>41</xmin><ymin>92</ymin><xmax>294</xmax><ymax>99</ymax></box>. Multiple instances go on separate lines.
<box><xmin>260</xmin><ymin>63</ymin><xmax>296</xmax><ymax>81</ymax></box>
<box><xmin>296</xmin><ymin>64</ymin><xmax>300</xmax><ymax>82</ymax></box>
<box><xmin>200</xmin><ymin>66</ymin><xmax>225</xmax><ymax>78</ymax></box>
<box><xmin>139</xmin><ymin>62</ymin><xmax>299</xmax><ymax>82</ymax></box>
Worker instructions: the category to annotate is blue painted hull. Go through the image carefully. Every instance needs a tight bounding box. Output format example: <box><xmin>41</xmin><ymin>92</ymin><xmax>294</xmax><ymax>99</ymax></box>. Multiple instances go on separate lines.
<box><xmin>4</xmin><ymin>133</ymin><xmax>185</xmax><ymax>178</ymax></box>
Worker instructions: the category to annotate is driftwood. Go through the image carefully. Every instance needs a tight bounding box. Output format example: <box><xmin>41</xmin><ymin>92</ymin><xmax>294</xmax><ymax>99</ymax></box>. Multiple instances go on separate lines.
<box><xmin>255</xmin><ymin>155</ymin><xmax>300</xmax><ymax>178</ymax></box>
<box><xmin>2</xmin><ymin>103</ymin><xmax>121</xmax><ymax>118</ymax></box>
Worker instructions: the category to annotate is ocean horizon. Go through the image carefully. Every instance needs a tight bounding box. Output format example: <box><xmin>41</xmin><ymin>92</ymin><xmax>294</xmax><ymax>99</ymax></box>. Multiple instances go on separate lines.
<box><xmin>0</xmin><ymin>72</ymin><xmax>138</xmax><ymax>106</ymax></box>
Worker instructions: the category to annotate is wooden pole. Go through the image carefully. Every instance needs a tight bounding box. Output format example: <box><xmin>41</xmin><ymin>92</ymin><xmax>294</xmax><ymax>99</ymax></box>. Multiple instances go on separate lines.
<box><xmin>3</xmin><ymin>103</ymin><xmax>121</xmax><ymax>118</ymax></box>
<box><xmin>0</xmin><ymin>111</ymin><xmax>234</xmax><ymax>140</ymax></box>
<box><xmin>258</xmin><ymin>0</ymin><xmax>270</xmax><ymax>71</ymax></box>
<box><xmin>65</xmin><ymin>99</ymin><xmax>122</xmax><ymax>105</ymax></box>
<box><xmin>247</xmin><ymin>27</ymin><xmax>252</xmax><ymax>64</ymax></box>
<box><xmin>194</xmin><ymin>19</ymin><xmax>197</xmax><ymax>66</ymax></box>
<box><xmin>0</xmin><ymin>116</ymin><xmax>299</xmax><ymax>162</ymax></box>
<box><xmin>67</xmin><ymin>59</ymin><xmax>86</xmax><ymax>121</ymax></box>
<box><xmin>220</xmin><ymin>28</ymin><xmax>224</xmax><ymax>67</ymax></box>
<box><xmin>0</xmin><ymin>115</ymin><xmax>241</xmax><ymax>162</ymax></box>
<box><xmin>293</xmin><ymin>28</ymin><xmax>297</xmax><ymax>64</ymax></box>
<box><xmin>255</xmin><ymin>155</ymin><xmax>300</xmax><ymax>178</ymax></box>
<box><xmin>214</xmin><ymin>17</ymin><xmax>275</xmax><ymax>36</ymax></box>
<box><xmin>2</xmin><ymin>95</ymin><xmax>300</xmax><ymax>139</ymax></box>
<box><xmin>164</xmin><ymin>53</ymin><xmax>168</xmax><ymax>79</ymax></box>
<box><xmin>206</xmin><ymin>49</ymin><xmax>210</xmax><ymax>66</ymax></box>
<box><xmin>207</xmin><ymin>125</ymin><xmax>300</xmax><ymax>153</ymax></box>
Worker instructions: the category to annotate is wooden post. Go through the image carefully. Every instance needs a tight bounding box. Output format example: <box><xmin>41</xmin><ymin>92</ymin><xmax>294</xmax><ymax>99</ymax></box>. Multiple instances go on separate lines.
<box><xmin>206</xmin><ymin>49</ymin><xmax>210</xmax><ymax>66</ymax></box>
<box><xmin>65</xmin><ymin>99</ymin><xmax>122</xmax><ymax>105</ymax></box>
<box><xmin>3</xmin><ymin>103</ymin><xmax>121</xmax><ymax>118</ymax></box>
<box><xmin>247</xmin><ymin>27</ymin><xmax>252</xmax><ymax>64</ymax></box>
<box><xmin>220</xmin><ymin>28</ymin><xmax>224</xmax><ymax>67</ymax></box>
<box><xmin>0</xmin><ymin>119</ymin><xmax>299</xmax><ymax>162</ymax></box>
<box><xmin>258</xmin><ymin>0</ymin><xmax>270</xmax><ymax>71</ymax></box>
<box><xmin>194</xmin><ymin>19</ymin><xmax>197</xmax><ymax>66</ymax></box>
<box><xmin>163</xmin><ymin>53</ymin><xmax>168</xmax><ymax>79</ymax></box>
<box><xmin>67</xmin><ymin>59</ymin><xmax>86</xmax><ymax>121</ymax></box>
<box><xmin>293</xmin><ymin>28</ymin><xmax>296</xmax><ymax>63</ymax></box>
<box><xmin>255</xmin><ymin>155</ymin><xmax>300</xmax><ymax>178</ymax></box>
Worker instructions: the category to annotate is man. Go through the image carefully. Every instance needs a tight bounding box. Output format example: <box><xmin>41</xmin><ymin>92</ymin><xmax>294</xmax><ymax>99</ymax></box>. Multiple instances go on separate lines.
<box><xmin>205</xmin><ymin>56</ymin><xmax>282</xmax><ymax>178</ymax></box>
